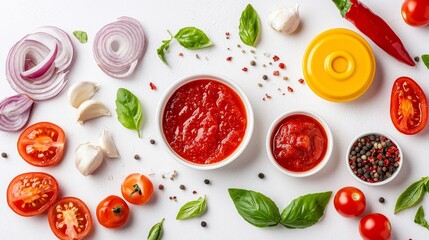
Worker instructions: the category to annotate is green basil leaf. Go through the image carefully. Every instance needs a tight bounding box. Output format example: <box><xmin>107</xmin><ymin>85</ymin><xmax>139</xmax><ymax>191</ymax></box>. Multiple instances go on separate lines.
<box><xmin>115</xmin><ymin>88</ymin><xmax>143</xmax><ymax>138</ymax></box>
<box><xmin>280</xmin><ymin>191</ymin><xmax>332</xmax><ymax>229</ymax></box>
<box><xmin>395</xmin><ymin>177</ymin><xmax>429</xmax><ymax>213</ymax></box>
<box><xmin>332</xmin><ymin>0</ymin><xmax>353</xmax><ymax>18</ymax></box>
<box><xmin>415</xmin><ymin>206</ymin><xmax>429</xmax><ymax>231</ymax></box>
<box><xmin>228</xmin><ymin>188</ymin><xmax>280</xmax><ymax>228</ymax></box>
<box><xmin>174</xmin><ymin>27</ymin><xmax>213</xmax><ymax>50</ymax></box>
<box><xmin>176</xmin><ymin>195</ymin><xmax>207</xmax><ymax>220</ymax></box>
<box><xmin>73</xmin><ymin>31</ymin><xmax>88</xmax><ymax>43</ymax></box>
<box><xmin>422</xmin><ymin>54</ymin><xmax>429</xmax><ymax>69</ymax></box>
<box><xmin>147</xmin><ymin>218</ymin><xmax>164</xmax><ymax>240</ymax></box>
<box><xmin>157</xmin><ymin>31</ymin><xmax>173</xmax><ymax>65</ymax></box>
<box><xmin>239</xmin><ymin>4</ymin><xmax>260</xmax><ymax>47</ymax></box>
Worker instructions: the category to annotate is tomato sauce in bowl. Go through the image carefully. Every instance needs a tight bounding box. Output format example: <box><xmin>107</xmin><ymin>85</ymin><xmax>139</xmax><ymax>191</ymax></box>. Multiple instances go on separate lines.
<box><xmin>158</xmin><ymin>75</ymin><xmax>253</xmax><ymax>170</ymax></box>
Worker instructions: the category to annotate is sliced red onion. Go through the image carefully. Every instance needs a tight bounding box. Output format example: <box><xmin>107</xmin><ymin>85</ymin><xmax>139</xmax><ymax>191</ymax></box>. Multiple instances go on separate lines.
<box><xmin>6</xmin><ymin>26</ymin><xmax>74</xmax><ymax>101</ymax></box>
<box><xmin>93</xmin><ymin>16</ymin><xmax>145</xmax><ymax>79</ymax></box>
<box><xmin>0</xmin><ymin>94</ymin><xmax>34</xmax><ymax>131</ymax></box>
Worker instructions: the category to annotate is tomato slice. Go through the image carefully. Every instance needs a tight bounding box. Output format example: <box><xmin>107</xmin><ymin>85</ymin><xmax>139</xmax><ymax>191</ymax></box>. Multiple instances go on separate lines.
<box><xmin>48</xmin><ymin>197</ymin><xmax>92</xmax><ymax>240</ymax></box>
<box><xmin>18</xmin><ymin>122</ymin><xmax>66</xmax><ymax>167</ymax></box>
<box><xmin>121</xmin><ymin>173</ymin><xmax>153</xmax><ymax>205</ymax></box>
<box><xmin>390</xmin><ymin>77</ymin><xmax>428</xmax><ymax>135</ymax></box>
<box><xmin>96</xmin><ymin>195</ymin><xmax>130</xmax><ymax>228</ymax></box>
<box><xmin>7</xmin><ymin>172</ymin><xmax>59</xmax><ymax>217</ymax></box>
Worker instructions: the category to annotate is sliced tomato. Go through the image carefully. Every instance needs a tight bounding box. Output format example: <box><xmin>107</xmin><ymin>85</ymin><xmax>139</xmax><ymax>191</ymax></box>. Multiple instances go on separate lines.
<box><xmin>121</xmin><ymin>173</ymin><xmax>153</xmax><ymax>205</ymax></box>
<box><xmin>18</xmin><ymin>122</ymin><xmax>66</xmax><ymax>167</ymax></box>
<box><xmin>390</xmin><ymin>77</ymin><xmax>428</xmax><ymax>135</ymax></box>
<box><xmin>48</xmin><ymin>197</ymin><xmax>92</xmax><ymax>240</ymax></box>
<box><xmin>96</xmin><ymin>195</ymin><xmax>130</xmax><ymax>228</ymax></box>
<box><xmin>7</xmin><ymin>172</ymin><xmax>59</xmax><ymax>217</ymax></box>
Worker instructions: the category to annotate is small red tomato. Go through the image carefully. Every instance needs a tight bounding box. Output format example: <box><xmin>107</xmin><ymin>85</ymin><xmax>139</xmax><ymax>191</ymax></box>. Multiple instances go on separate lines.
<box><xmin>359</xmin><ymin>213</ymin><xmax>392</xmax><ymax>240</ymax></box>
<box><xmin>97</xmin><ymin>195</ymin><xmax>130</xmax><ymax>228</ymax></box>
<box><xmin>401</xmin><ymin>0</ymin><xmax>429</xmax><ymax>27</ymax></box>
<box><xmin>121</xmin><ymin>173</ymin><xmax>154</xmax><ymax>205</ymax></box>
<box><xmin>333</xmin><ymin>186</ymin><xmax>366</xmax><ymax>218</ymax></box>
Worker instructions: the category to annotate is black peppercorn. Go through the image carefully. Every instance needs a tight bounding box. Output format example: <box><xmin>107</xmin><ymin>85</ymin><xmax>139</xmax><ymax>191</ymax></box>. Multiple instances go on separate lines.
<box><xmin>158</xmin><ymin>184</ymin><xmax>164</xmax><ymax>190</ymax></box>
<box><xmin>204</xmin><ymin>179</ymin><xmax>210</xmax><ymax>185</ymax></box>
<box><xmin>201</xmin><ymin>221</ymin><xmax>207</xmax><ymax>227</ymax></box>
<box><xmin>134</xmin><ymin>154</ymin><xmax>140</xmax><ymax>160</ymax></box>
<box><xmin>1</xmin><ymin>152</ymin><xmax>7</xmax><ymax>158</ymax></box>
<box><xmin>149</xmin><ymin>139</ymin><xmax>156</xmax><ymax>144</ymax></box>
<box><xmin>179</xmin><ymin>184</ymin><xmax>186</xmax><ymax>190</ymax></box>
<box><xmin>258</xmin><ymin>173</ymin><xmax>265</xmax><ymax>179</ymax></box>
<box><xmin>379</xmin><ymin>197</ymin><xmax>385</xmax><ymax>203</ymax></box>
<box><xmin>262</xmin><ymin>75</ymin><xmax>268</xmax><ymax>80</ymax></box>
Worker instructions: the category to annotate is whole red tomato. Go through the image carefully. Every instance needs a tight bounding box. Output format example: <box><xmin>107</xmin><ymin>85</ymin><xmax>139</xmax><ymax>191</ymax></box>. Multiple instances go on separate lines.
<box><xmin>359</xmin><ymin>213</ymin><xmax>391</xmax><ymax>240</ymax></box>
<box><xmin>402</xmin><ymin>0</ymin><xmax>429</xmax><ymax>27</ymax></box>
<box><xmin>121</xmin><ymin>173</ymin><xmax>154</xmax><ymax>205</ymax></box>
<box><xmin>333</xmin><ymin>186</ymin><xmax>366</xmax><ymax>218</ymax></box>
<box><xmin>97</xmin><ymin>195</ymin><xmax>130</xmax><ymax>228</ymax></box>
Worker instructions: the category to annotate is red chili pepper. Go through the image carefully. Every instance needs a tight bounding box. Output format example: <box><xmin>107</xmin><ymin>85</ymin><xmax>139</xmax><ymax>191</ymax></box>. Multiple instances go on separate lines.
<box><xmin>332</xmin><ymin>0</ymin><xmax>415</xmax><ymax>66</ymax></box>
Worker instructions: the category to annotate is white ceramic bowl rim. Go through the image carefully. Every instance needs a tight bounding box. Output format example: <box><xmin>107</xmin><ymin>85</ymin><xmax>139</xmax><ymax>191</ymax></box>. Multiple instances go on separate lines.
<box><xmin>265</xmin><ymin>110</ymin><xmax>333</xmax><ymax>177</ymax></box>
<box><xmin>156</xmin><ymin>73</ymin><xmax>254</xmax><ymax>170</ymax></box>
<box><xmin>345</xmin><ymin>131</ymin><xmax>403</xmax><ymax>186</ymax></box>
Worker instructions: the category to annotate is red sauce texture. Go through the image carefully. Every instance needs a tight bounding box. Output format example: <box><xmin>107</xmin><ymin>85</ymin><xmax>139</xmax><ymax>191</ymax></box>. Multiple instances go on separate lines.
<box><xmin>163</xmin><ymin>79</ymin><xmax>247</xmax><ymax>164</ymax></box>
<box><xmin>271</xmin><ymin>114</ymin><xmax>327</xmax><ymax>172</ymax></box>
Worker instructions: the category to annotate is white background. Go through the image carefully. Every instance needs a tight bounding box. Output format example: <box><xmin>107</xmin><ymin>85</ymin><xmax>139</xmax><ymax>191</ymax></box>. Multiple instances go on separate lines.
<box><xmin>1</xmin><ymin>0</ymin><xmax>429</xmax><ymax>239</ymax></box>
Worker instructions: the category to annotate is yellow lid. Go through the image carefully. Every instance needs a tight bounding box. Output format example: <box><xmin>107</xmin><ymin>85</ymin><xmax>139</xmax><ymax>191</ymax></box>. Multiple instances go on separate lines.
<box><xmin>302</xmin><ymin>28</ymin><xmax>376</xmax><ymax>102</ymax></box>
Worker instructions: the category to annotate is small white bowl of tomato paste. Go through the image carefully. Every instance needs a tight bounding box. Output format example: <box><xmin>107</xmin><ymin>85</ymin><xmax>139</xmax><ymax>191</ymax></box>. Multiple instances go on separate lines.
<box><xmin>266</xmin><ymin>110</ymin><xmax>333</xmax><ymax>177</ymax></box>
<box><xmin>157</xmin><ymin>74</ymin><xmax>254</xmax><ymax>170</ymax></box>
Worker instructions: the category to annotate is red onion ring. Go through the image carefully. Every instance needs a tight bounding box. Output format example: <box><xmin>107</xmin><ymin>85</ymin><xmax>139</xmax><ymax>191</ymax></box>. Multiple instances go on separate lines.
<box><xmin>93</xmin><ymin>17</ymin><xmax>145</xmax><ymax>79</ymax></box>
<box><xmin>0</xmin><ymin>94</ymin><xmax>34</xmax><ymax>132</ymax></box>
<box><xmin>6</xmin><ymin>26</ymin><xmax>74</xmax><ymax>101</ymax></box>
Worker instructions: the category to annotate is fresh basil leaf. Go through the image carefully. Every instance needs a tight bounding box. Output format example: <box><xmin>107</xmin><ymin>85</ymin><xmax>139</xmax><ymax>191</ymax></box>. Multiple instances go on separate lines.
<box><xmin>228</xmin><ymin>188</ymin><xmax>280</xmax><ymax>228</ymax></box>
<box><xmin>147</xmin><ymin>218</ymin><xmax>164</xmax><ymax>240</ymax></box>
<box><xmin>239</xmin><ymin>4</ymin><xmax>260</xmax><ymax>47</ymax></box>
<box><xmin>73</xmin><ymin>31</ymin><xmax>88</xmax><ymax>43</ymax></box>
<box><xmin>176</xmin><ymin>195</ymin><xmax>207</xmax><ymax>220</ymax></box>
<box><xmin>280</xmin><ymin>191</ymin><xmax>332</xmax><ymax>229</ymax></box>
<box><xmin>415</xmin><ymin>206</ymin><xmax>429</xmax><ymax>231</ymax></box>
<box><xmin>115</xmin><ymin>88</ymin><xmax>143</xmax><ymax>138</ymax></box>
<box><xmin>157</xmin><ymin>31</ymin><xmax>173</xmax><ymax>65</ymax></box>
<box><xmin>395</xmin><ymin>177</ymin><xmax>429</xmax><ymax>214</ymax></box>
<box><xmin>422</xmin><ymin>54</ymin><xmax>429</xmax><ymax>69</ymax></box>
<box><xmin>174</xmin><ymin>27</ymin><xmax>213</xmax><ymax>50</ymax></box>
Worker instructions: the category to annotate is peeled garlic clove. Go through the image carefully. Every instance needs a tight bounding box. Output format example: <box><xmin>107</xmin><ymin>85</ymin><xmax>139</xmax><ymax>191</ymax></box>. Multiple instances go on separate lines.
<box><xmin>268</xmin><ymin>4</ymin><xmax>300</xmax><ymax>34</ymax></box>
<box><xmin>77</xmin><ymin>99</ymin><xmax>110</xmax><ymax>124</ymax></box>
<box><xmin>75</xmin><ymin>143</ymin><xmax>104</xmax><ymax>176</ymax></box>
<box><xmin>99</xmin><ymin>129</ymin><xmax>119</xmax><ymax>159</ymax></box>
<box><xmin>68</xmin><ymin>81</ymin><xmax>100</xmax><ymax>108</ymax></box>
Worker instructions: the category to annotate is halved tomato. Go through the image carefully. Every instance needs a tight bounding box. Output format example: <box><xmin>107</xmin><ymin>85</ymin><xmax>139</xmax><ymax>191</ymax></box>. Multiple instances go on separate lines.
<box><xmin>390</xmin><ymin>77</ymin><xmax>428</xmax><ymax>135</ymax></box>
<box><xmin>7</xmin><ymin>172</ymin><xmax>59</xmax><ymax>217</ymax></box>
<box><xmin>48</xmin><ymin>197</ymin><xmax>92</xmax><ymax>240</ymax></box>
<box><xmin>18</xmin><ymin>122</ymin><xmax>66</xmax><ymax>167</ymax></box>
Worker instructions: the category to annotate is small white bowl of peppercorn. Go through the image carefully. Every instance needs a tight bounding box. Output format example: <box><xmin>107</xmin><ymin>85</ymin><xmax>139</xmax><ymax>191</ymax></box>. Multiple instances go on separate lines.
<box><xmin>346</xmin><ymin>131</ymin><xmax>403</xmax><ymax>186</ymax></box>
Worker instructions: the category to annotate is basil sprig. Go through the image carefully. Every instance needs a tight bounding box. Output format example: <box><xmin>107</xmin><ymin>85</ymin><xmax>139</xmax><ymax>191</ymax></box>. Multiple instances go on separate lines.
<box><xmin>415</xmin><ymin>206</ymin><xmax>429</xmax><ymax>231</ymax></box>
<box><xmin>422</xmin><ymin>54</ymin><xmax>429</xmax><ymax>69</ymax></box>
<box><xmin>394</xmin><ymin>177</ymin><xmax>429</xmax><ymax>213</ymax></box>
<box><xmin>239</xmin><ymin>4</ymin><xmax>260</xmax><ymax>47</ymax></box>
<box><xmin>228</xmin><ymin>188</ymin><xmax>332</xmax><ymax>229</ymax></box>
<box><xmin>115</xmin><ymin>88</ymin><xmax>143</xmax><ymax>138</ymax></box>
<box><xmin>147</xmin><ymin>218</ymin><xmax>164</xmax><ymax>240</ymax></box>
<box><xmin>157</xmin><ymin>27</ymin><xmax>213</xmax><ymax>65</ymax></box>
<box><xmin>73</xmin><ymin>30</ymin><xmax>88</xmax><ymax>43</ymax></box>
<box><xmin>176</xmin><ymin>195</ymin><xmax>207</xmax><ymax>220</ymax></box>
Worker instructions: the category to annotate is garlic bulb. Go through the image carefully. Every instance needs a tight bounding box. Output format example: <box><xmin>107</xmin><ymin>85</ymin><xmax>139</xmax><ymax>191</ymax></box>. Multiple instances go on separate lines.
<box><xmin>99</xmin><ymin>129</ymin><xmax>119</xmax><ymax>159</ymax></box>
<box><xmin>68</xmin><ymin>81</ymin><xmax>100</xmax><ymax>108</ymax></box>
<box><xmin>75</xmin><ymin>143</ymin><xmax>104</xmax><ymax>176</ymax></box>
<box><xmin>268</xmin><ymin>4</ymin><xmax>300</xmax><ymax>34</ymax></box>
<box><xmin>76</xmin><ymin>99</ymin><xmax>110</xmax><ymax>124</ymax></box>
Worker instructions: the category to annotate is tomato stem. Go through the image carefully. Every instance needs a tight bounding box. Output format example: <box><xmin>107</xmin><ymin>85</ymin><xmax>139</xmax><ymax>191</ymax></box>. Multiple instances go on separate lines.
<box><xmin>130</xmin><ymin>184</ymin><xmax>142</xmax><ymax>197</ymax></box>
<box><xmin>112</xmin><ymin>206</ymin><xmax>122</xmax><ymax>214</ymax></box>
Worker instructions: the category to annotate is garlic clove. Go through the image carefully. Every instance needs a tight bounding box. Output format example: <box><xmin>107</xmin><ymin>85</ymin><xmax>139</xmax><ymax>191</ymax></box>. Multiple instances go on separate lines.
<box><xmin>268</xmin><ymin>4</ymin><xmax>300</xmax><ymax>34</ymax></box>
<box><xmin>99</xmin><ymin>129</ymin><xmax>119</xmax><ymax>159</ymax></box>
<box><xmin>75</xmin><ymin>143</ymin><xmax>104</xmax><ymax>176</ymax></box>
<box><xmin>68</xmin><ymin>81</ymin><xmax>100</xmax><ymax>108</ymax></box>
<box><xmin>77</xmin><ymin>99</ymin><xmax>110</xmax><ymax>124</ymax></box>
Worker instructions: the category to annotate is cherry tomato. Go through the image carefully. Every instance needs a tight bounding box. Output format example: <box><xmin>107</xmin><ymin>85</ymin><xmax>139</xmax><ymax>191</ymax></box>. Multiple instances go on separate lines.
<box><xmin>390</xmin><ymin>77</ymin><xmax>428</xmax><ymax>135</ymax></box>
<box><xmin>401</xmin><ymin>0</ymin><xmax>429</xmax><ymax>27</ymax></box>
<box><xmin>121</xmin><ymin>173</ymin><xmax>153</xmax><ymax>205</ymax></box>
<box><xmin>96</xmin><ymin>195</ymin><xmax>130</xmax><ymax>228</ymax></box>
<box><xmin>7</xmin><ymin>172</ymin><xmax>59</xmax><ymax>217</ymax></box>
<box><xmin>48</xmin><ymin>197</ymin><xmax>92</xmax><ymax>240</ymax></box>
<box><xmin>18</xmin><ymin>122</ymin><xmax>66</xmax><ymax>167</ymax></box>
<box><xmin>359</xmin><ymin>213</ymin><xmax>392</xmax><ymax>240</ymax></box>
<box><xmin>333</xmin><ymin>186</ymin><xmax>366</xmax><ymax>218</ymax></box>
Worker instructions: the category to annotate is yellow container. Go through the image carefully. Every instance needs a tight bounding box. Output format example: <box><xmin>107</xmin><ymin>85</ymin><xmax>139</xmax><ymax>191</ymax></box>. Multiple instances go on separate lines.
<box><xmin>302</xmin><ymin>28</ymin><xmax>376</xmax><ymax>102</ymax></box>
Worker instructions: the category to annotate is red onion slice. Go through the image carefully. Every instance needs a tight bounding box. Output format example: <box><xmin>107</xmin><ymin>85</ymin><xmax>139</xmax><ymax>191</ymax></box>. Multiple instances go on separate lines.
<box><xmin>0</xmin><ymin>94</ymin><xmax>34</xmax><ymax>131</ymax></box>
<box><xmin>93</xmin><ymin>16</ymin><xmax>145</xmax><ymax>79</ymax></box>
<box><xmin>6</xmin><ymin>26</ymin><xmax>74</xmax><ymax>101</ymax></box>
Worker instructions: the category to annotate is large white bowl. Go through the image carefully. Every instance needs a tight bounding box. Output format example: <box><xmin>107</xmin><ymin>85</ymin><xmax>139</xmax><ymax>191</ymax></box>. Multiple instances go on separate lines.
<box><xmin>157</xmin><ymin>74</ymin><xmax>254</xmax><ymax>170</ymax></box>
<box><xmin>346</xmin><ymin>131</ymin><xmax>403</xmax><ymax>186</ymax></box>
<box><xmin>266</xmin><ymin>110</ymin><xmax>333</xmax><ymax>177</ymax></box>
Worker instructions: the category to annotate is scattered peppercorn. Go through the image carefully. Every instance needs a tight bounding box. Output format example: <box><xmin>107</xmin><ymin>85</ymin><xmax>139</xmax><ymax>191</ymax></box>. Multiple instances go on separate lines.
<box><xmin>242</xmin><ymin>67</ymin><xmax>248</xmax><ymax>72</ymax></box>
<box><xmin>226</xmin><ymin>56</ymin><xmax>232</xmax><ymax>61</ymax></box>
<box><xmin>193</xmin><ymin>190</ymin><xmax>197</xmax><ymax>194</ymax></box>
<box><xmin>201</xmin><ymin>221</ymin><xmax>207</xmax><ymax>227</ymax></box>
<box><xmin>273</xmin><ymin>70</ymin><xmax>280</xmax><ymax>76</ymax></box>
<box><xmin>258</xmin><ymin>173</ymin><xmax>265</xmax><ymax>179</ymax></box>
<box><xmin>379</xmin><ymin>197</ymin><xmax>385</xmax><ymax>203</ymax></box>
<box><xmin>273</xmin><ymin>55</ymin><xmax>280</xmax><ymax>62</ymax></box>
<box><xmin>237</xmin><ymin>44</ymin><xmax>241</xmax><ymax>48</ymax></box>
<box><xmin>283</xmin><ymin>76</ymin><xmax>289</xmax><ymax>80</ymax></box>
<box><xmin>173</xmin><ymin>196</ymin><xmax>177</xmax><ymax>200</ymax></box>
<box><xmin>414</xmin><ymin>56</ymin><xmax>419</xmax><ymax>62</ymax></box>
<box><xmin>241</xmin><ymin>49</ymin><xmax>246</xmax><ymax>53</ymax></box>
<box><xmin>134</xmin><ymin>154</ymin><xmax>140</xmax><ymax>160</ymax></box>
<box><xmin>262</xmin><ymin>75</ymin><xmax>268</xmax><ymax>80</ymax></box>
<box><xmin>287</xmin><ymin>86</ymin><xmax>294</xmax><ymax>92</ymax></box>
<box><xmin>204</xmin><ymin>179</ymin><xmax>210</xmax><ymax>185</ymax></box>
<box><xmin>149</xmin><ymin>82</ymin><xmax>157</xmax><ymax>90</ymax></box>
<box><xmin>250</xmin><ymin>60</ymin><xmax>256</xmax><ymax>66</ymax></box>
<box><xmin>179</xmin><ymin>184</ymin><xmax>186</xmax><ymax>190</ymax></box>
<box><xmin>298</xmin><ymin>78</ymin><xmax>305</xmax><ymax>84</ymax></box>
<box><xmin>250</xmin><ymin>50</ymin><xmax>255</xmax><ymax>54</ymax></box>
<box><xmin>225</xmin><ymin>32</ymin><xmax>230</xmax><ymax>36</ymax></box>
<box><xmin>150</xmin><ymin>139</ymin><xmax>156</xmax><ymax>145</ymax></box>
<box><xmin>257</xmin><ymin>83</ymin><xmax>263</xmax><ymax>87</ymax></box>
<box><xmin>262</xmin><ymin>64</ymin><xmax>267</xmax><ymax>68</ymax></box>
<box><xmin>179</xmin><ymin>52</ymin><xmax>184</xmax><ymax>57</ymax></box>
<box><xmin>269</xmin><ymin>62</ymin><xmax>273</xmax><ymax>65</ymax></box>
<box><xmin>162</xmin><ymin>174</ymin><xmax>166</xmax><ymax>179</ymax></box>
<box><xmin>158</xmin><ymin>184</ymin><xmax>164</xmax><ymax>190</ymax></box>
<box><xmin>1</xmin><ymin>152</ymin><xmax>8</xmax><ymax>158</ymax></box>
<box><xmin>169</xmin><ymin>196</ymin><xmax>173</xmax><ymax>200</ymax></box>
<box><xmin>279</xmin><ymin>63</ymin><xmax>286</xmax><ymax>69</ymax></box>
<box><xmin>196</xmin><ymin>54</ymin><xmax>200</xmax><ymax>59</ymax></box>
<box><xmin>265</xmin><ymin>93</ymin><xmax>272</xmax><ymax>99</ymax></box>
